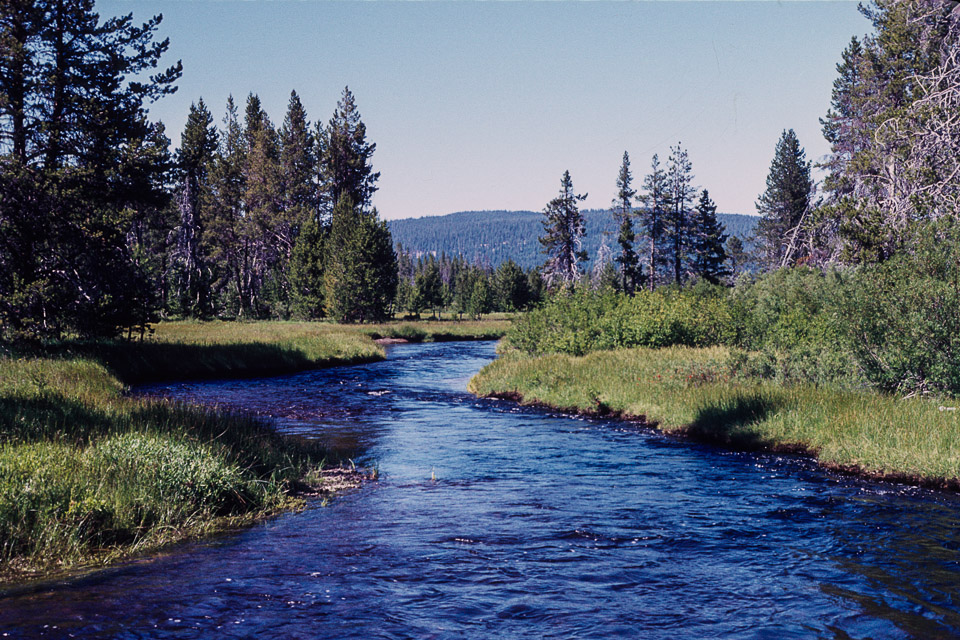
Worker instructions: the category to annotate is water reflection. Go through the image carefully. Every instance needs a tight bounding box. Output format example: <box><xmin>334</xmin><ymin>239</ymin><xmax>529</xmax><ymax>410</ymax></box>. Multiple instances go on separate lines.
<box><xmin>2</xmin><ymin>341</ymin><xmax>959</xmax><ymax>639</ymax></box>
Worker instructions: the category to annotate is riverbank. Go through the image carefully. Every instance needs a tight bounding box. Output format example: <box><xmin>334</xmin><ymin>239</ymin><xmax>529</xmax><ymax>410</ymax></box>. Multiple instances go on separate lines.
<box><xmin>0</xmin><ymin>319</ymin><xmax>510</xmax><ymax>582</ymax></box>
<box><xmin>468</xmin><ymin>346</ymin><xmax>960</xmax><ymax>490</ymax></box>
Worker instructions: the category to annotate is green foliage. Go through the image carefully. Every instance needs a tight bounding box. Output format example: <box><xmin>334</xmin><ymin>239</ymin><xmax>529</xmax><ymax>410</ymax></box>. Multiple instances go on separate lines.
<box><xmin>0</xmin><ymin>0</ymin><xmax>181</xmax><ymax>339</ymax></box>
<box><xmin>639</xmin><ymin>154</ymin><xmax>670</xmax><ymax>289</ymax></box>
<box><xmin>317</xmin><ymin>86</ymin><xmax>380</xmax><ymax>214</ymax></box>
<box><xmin>289</xmin><ymin>214</ymin><xmax>327</xmax><ymax>319</ymax></box>
<box><xmin>755</xmin><ymin>129</ymin><xmax>813</xmax><ymax>269</ymax></box>
<box><xmin>540</xmin><ymin>170</ymin><xmax>588</xmax><ymax>289</ymax></box>
<box><xmin>689</xmin><ymin>190</ymin><xmax>730</xmax><ymax>285</ymax></box>
<box><xmin>323</xmin><ymin>196</ymin><xmax>397</xmax><ymax>323</ymax></box>
<box><xmin>507</xmin><ymin>286</ymin><xmax>734</xmax><ymax>357</ymax></box>
<box><xmin>835</xmin><ymin>219</ymin><xmax>960</xmax><ymax>395</ymax></box>
<box><xmin>612</xmin><ymin>151</ymin><xmax>643</xmax><ymax>294</ymax></box>
<box><xmin>493</xmin><ymin>260</ymin><xmax>532</xmax><ymax>312</ymax></box>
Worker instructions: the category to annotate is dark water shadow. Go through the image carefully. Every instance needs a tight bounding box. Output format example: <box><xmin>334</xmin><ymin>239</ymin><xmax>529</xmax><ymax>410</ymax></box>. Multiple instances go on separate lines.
<box><xmin>683</xmin><ymin>394</ymin><xmax>786</xmax><ymax>451</ymax></box>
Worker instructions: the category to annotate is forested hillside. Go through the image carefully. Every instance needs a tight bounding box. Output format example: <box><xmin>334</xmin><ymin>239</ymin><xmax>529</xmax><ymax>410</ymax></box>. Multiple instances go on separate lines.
<box><xmin>389</xmin><ymin>209</ymin><xmax>757</xmax><ymax>269</ymax></box>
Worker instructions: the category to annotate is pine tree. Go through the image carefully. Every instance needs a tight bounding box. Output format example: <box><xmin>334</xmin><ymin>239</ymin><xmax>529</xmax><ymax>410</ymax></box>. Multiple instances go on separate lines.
<box><xmin>494</xmin><ymin>259</ymin><xmax>531</xmax><ymax>311</ymax></box>
<box><xmin>172</xmin><ymin>99</ymin><xmax>218</xmax><ymax>317</ymax></box>
<box><xmin>241</xmin><ymin>94</ymin><xmax>282</xmax><ymax>316</ymax></box>
<box><xmin>689</xmin><ymin>190</ymin><xmax>730</xmax><ymax>285</ymax></box>
<box><xmin>639</xmin><ymin>154</ymin><xmax>670</xmax><ymax>290</ymax></box>
<box><xmin>289</xmin><ymin>213</ymin><xmax>326</xmax><ymax>319</ymax></box>
<box><xmin>817</xmin><ymin>1</ymin><xmax>958</xmax><ymax>263</ymax></box>
<box><xmin>467</xmin><ymin>273</ymin><xmax>493</xmax><ymax>319</ymax></box>
<box><xmin>206</xmin><ymin>96</ymin><xmax>246</xmax><ymax>316</ymax></box>
<box><xmin>666</xmin><ymin>143</ymin><xmax>696</xmax><ymax>286</ymax></box>
<box><xmin>540</xmin><ymin>170</ymin><xmax>587</xmax><ymax>289</ymax></box>
<box><xmin>755</xmin><ymin>129</ymin><xmax>813</xmax><ymax>270</ymax></box>
<box><xmin>725</xmin><ymin>236</ymin><xmax>750</xmax><ymax>282</ymax></box>
<box><xmin>317</xmin><ymin>86</ymin><xmax>380</xmax><ymax>215</ymax></box>
<box><xmin>414</xmin><ymin>255</ymin><xmax>443</xmax><ymax>318</ymax></box>
<box><xmin>612</xmin><ymin>151</ymin><xmax>642</xmax><ymax>294</ymax></box>
<box><xmin>323</xmin><ymin>195</ymin><xmax>397</xmax><ymax>323</ymax></box>
<box><xmin>0</xmin><ymin>0</ymin><xmax>181</xmax><ymax>337</ymax></box>
<box><xmin>280</xmin><ymin>90</ymin><xmax>316</xmax><ymax>217</ymax></box>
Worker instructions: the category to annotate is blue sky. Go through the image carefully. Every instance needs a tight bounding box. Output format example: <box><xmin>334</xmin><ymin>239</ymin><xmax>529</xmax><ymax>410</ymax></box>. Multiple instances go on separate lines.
<box><xmin>101</xmin><ymin>1</ymin><xmax>867</xmax><ymax>220</ymax></box>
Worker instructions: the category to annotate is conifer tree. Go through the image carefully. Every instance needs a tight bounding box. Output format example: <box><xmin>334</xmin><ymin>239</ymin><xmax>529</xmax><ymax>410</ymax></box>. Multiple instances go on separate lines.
<box><xmin>756</xmin><ymin>129</ymin><xmax>813</xmax><ymax>270</ymax></box>
<box><xmin>241</xmin><ymin>94</ymin><xmax>282</xmax><ymax>316</ymax></box>
<box><xmin>666</xmin><ymin>143</ymin><xmax>696</xmax><ymax>286</ymax></box>
<box><xmin>639</xmin><ymin>154</ymin><xmax>670</xmax><ymax>290</ymax></box>
<box><xmin>0</xmin><ymin>0</ymin><xmax>180</xmax><ymax>337</ymax></box>
<box><xmin>540</xmin><ymin>170</ymin><xmax>587</xmax><ymax>289</ymax></box>
<box><xmin>725</xmin><ymin>236</ymin><xmax>750</xmax><ymax>282</ymax></box>
<box><xmin>172</xmin><ymin>99</ymin><xmax>218</xmax><ymax>317</ymax></box>
<box><xmin>817</xmin><ymin>1</ymin><xmax>958</xmax><ymax>263</ymax></box>
<box><xmin>467</xmin><ymin>273</ymin><xmax>493</xmax><ymax>319</ymax></box>
<box><xmin>206</xmin><ymin>96</ymin><xmax>246</xmax><ymax>316</ymax></box>
<box><xmin>414</xmin><ymin>256</ymin><xmax>443</xmax><ymax>318</ymax></box>
<box><xmin>289</xmin><ymin>213</ymin><xmax>326</xmax><ymax>318</ymax></box>
<box><xmin>689</xmin><ymin>190</ymin><xmax>730</xmax><ymax>285</ymax></box>
<box><xmin>612</xmin><ymin>151</ymin><xmax>642</xmax><ymax>294</ymax></box>
<box><xmin>280</xmin><ymin>90</ymin><xmax>316</xmax><ymax>217</ymax></box>
<box><xmin>323</xmin><ymin>195</ymin><xmax>397</xmax><ymax>323</ymax></box>
<box><xmin>494</xmin><ymin>259</ymin><xmax>531</xmax><ymax>311</ymax></box>
<box><xmin>317</xmin><ymin>86</ymin><xmax>380</xmax><ymax>215</ymax></box>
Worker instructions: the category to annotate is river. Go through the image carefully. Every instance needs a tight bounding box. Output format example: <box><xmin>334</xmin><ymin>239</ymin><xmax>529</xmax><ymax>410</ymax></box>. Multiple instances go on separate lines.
<box><xmin>2</xmin><ymin>341</ymin><xmax>960</xmax><ymax>638</ymax></box>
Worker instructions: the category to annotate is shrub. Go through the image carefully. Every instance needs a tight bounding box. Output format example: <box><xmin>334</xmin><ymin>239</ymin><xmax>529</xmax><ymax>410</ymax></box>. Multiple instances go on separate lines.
<box><xmin>836</xmin><ymin>219</ymin><xmax>960</xmax><ymax>395</ymax></box>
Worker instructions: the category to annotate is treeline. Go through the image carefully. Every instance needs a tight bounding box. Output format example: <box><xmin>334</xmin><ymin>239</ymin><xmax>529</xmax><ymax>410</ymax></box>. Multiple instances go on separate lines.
<box><xmin>538</xmin><ymin>150</ymin><xmax>742</xmax><ymax>292</ymax></box>
<box><xmin>0</xmin><ymin>2</ymin><xmax>397</xmax><ymax>339</ymax></box>
<box><xmin>394</xmin><ymin>253</ymin><xmax>544</xmax><ymax>319</ymax></box>
<box><xmin>169</xmin><ymin>87</ymin><xmax>395</xmax><ymax>324</ymax></box>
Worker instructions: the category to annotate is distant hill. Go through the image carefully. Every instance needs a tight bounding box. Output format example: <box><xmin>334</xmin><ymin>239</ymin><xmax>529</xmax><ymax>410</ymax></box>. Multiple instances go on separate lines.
<box><xmin>388</xmin><ymin>209</ymin><xmax>758</xmax><ymax>270</ymax></box>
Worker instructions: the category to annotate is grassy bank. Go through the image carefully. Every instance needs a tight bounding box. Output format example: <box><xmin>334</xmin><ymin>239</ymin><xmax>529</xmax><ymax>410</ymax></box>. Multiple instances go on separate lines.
<box><xmin>0</xmin><ymin>318</ymin><xmax>510</xmax><ymax>582</ymax></box>
<box><xmin>469</xmin><ymin>346</ymin><xmax>960</xmax><ymax>488</ymax></box>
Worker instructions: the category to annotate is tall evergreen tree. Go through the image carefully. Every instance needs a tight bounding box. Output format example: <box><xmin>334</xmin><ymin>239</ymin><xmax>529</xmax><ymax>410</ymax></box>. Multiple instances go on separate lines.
<box><xmin>817</xmin><ymin>1</ymin><xmax>958</xmax><ymax>263</ymax></box>
<box><xmin>639</xmin><ymin>154</ymin><xmax>670</xmax><ymax>290</ymax></box>
<box><xmin>0</xmin><ymin>0</ymin><xmax>181</xmax><ymax>337</ymax></box>
<box><xmin>689</xmin><ymin>190</ymin><xmax>730</xmax><ymax>285</ymax></box>
<box><xmin>756</xmin><ymin>129</ymin><xmax>813</xmax><ymax>270</ymax></box>
<box><xmin>612</xmin><ymin>151</ymin><xmax>642</xmax><ymax>294</ymax></box>
<box><xmin>317</xmin><ymin>86</ymin><xmax>380</xmax><ymax>215</ymax></box>
<box><xmin>206</xmin><ymin>95</ymin><xmax>246</xmax><ymax>316</ymax></box>
<box><xmin>172</xmin><ymin>99</ymin><xmax>218</xmax><ymax>317</ymax></box>
<box><xmin>280</xmin><ymin>90</ymin><xmax>316</xmax><ymax>224</ymax></box>
<box><xmin>323</xmin><ymin>195</ymin><xmax>397</xmax><ymax>323</ymax></box>
<box><xmin>666</xmin><ymin>143</ymin><xmax>695</xmax><ymax>286</ymax></box>
<box><xmin>240</xmin><ymin>94</ymin><xmax>282</xmax><ymax>316</ymax></box>
<box><xmin>414</xmin><ymin>255</ymin><xmax>443</xmax><ymax>318</ymax></box>
<box><xmin>289</xmin><ymin>212</ymin><xmax>326</xmax><ymax>318</ymax></box>
<box><xmin>540</xmin><ymin>170</ymin><xmax>587</xmax><ymax>289</ymax></box>
<box><xmin>725</xmin><ymin>236</ymin><xmax>750</xmax><ymax>282</ymax></box>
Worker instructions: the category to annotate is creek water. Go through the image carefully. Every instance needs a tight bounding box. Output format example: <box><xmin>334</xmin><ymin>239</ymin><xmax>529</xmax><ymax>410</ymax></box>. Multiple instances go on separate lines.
<box><xmin>3</xmin><ymin>341</ymin><xmax>960</xmax><ymax>639</ymax></box>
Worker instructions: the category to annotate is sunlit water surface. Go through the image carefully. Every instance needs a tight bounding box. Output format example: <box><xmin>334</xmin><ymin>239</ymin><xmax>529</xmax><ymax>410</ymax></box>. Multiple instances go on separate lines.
<box><xmin>3</xmin><ymin>341</ymin><xmax>960</xmax><ymax>638</ymax></box>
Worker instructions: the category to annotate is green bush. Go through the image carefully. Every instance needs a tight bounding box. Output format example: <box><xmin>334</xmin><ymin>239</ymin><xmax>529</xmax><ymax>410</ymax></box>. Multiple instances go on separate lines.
<box><xmin>836</xmin><ymin>219</ymin><xmax>960</xmax><ymax>395</ymax></box>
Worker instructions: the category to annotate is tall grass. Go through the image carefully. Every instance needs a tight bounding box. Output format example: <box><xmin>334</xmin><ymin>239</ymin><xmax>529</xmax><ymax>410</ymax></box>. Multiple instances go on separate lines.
<box><xmin>0</xmin><ymin>354</ymin><xmax>341</xmax><ymax>578</ymax></box>
<box><xmin>469</xmin><ymin>346</ymin><xmax>960</xmax><ymax>484</ymax></box>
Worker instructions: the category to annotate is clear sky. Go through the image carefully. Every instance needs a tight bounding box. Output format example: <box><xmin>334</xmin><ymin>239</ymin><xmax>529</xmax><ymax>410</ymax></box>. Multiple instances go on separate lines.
<box><xmin>100</xmin><ymin>0</ymin><xmax>867</xmax><ymax>220</ymax></box>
